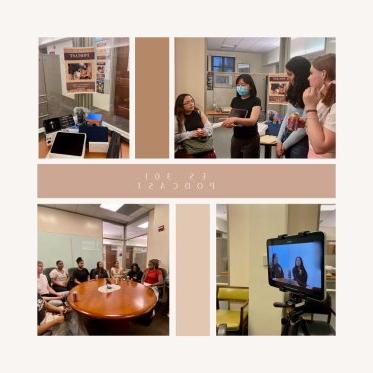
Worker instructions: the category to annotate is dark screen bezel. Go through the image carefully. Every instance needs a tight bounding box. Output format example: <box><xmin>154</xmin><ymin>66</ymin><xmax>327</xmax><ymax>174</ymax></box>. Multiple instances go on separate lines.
<box><xmin>50</xmin><ymin>132</ymin><xmax>86</xmax><ymax>157</ymax></box>
<box><xmin>266</xmin><ymin>231</ymin><xmax>325</xmax><ymax>301</ymax></box>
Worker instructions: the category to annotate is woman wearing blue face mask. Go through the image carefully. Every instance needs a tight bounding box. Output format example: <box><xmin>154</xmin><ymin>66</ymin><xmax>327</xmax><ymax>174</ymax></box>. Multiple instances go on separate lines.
<box><xmin>222</xmin><ymin>74</ymin><xmax>261</xmax><ymax>158</ymax></box>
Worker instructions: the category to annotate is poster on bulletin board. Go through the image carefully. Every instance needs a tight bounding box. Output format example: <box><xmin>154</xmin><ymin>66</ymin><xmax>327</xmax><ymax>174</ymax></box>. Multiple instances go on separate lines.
<box><xmin>96</xmin><ymin>38</ymin><xmax>112</xmax><ymax>94</ymax></box>
<box><xmin>267</xmin><ymin>73</ymin><xmax>289</xmax><ymax>105</ymax></box>
<box><xmin>63</xmin><ymin>47</ymin><xmax>96</xmax><ymax>93</ymax></box>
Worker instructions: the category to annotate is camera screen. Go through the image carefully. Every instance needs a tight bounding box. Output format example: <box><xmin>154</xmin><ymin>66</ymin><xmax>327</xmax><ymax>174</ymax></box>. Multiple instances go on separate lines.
<box><xmin>267</xmin><ymin>232</ymin><xmax>324</xmax><ymax>300</ymax></box>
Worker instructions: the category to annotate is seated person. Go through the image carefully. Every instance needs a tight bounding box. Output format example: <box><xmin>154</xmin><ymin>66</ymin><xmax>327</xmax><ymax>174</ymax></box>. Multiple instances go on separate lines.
<box><xmin>110</xmin><ymin>260</ymin><xmax>124</xmax><ymax>280</ymax></box>
<box><xmin>70</xmin><ymin>257</ymin><xmax>89</xmax><ymax>288</ymax></box>
<box><xmin>49</xmin><ymin>260</ymin><xmax>70</xmax><ymax>292</ymax></box>
<box><xmin>90</xmin><ymin>261</ymin><xmax>109</xmax><ymax>279</ymax></box>
<box><xmin>37</xmin><ymin>261</ymin><xmax>69</xmax><ymax>306</ymax></box>
<box><xmin>127</xmin><ymin>263</ymin><xmax>143</xmax><ymax>282</ymax></box>
<box><xmin>37</xmin><ymin>293</ymin><xmax>67</xmax><ymax>335</ymax></box>
<box><xmin>292</xmin><ymin>256</ymin><xmax>308</xmax><ymax>287</ymax></box>
<box><xmin>142</xmin><ymin>259</ymin><xmax>163</xmax><ymax>288</ymax></box>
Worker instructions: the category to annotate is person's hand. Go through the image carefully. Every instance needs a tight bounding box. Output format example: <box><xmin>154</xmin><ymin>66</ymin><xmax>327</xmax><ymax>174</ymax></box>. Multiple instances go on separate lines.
<box><xmin>276</xmin><ymin>143</ymin><xmax>284</xmax><ymax>158</ymax></box>
<box><xmin>55</xmin><ymin>315</ymin><xmax>64</xmax><ymax>324</ymax></box>
<box><xmin>196</xmin><ymin>128</ymin><xmax>207</xmax><ymax>137</ymax></box>
<box><xmin>222</xmin><ymin>117</ymin><xmax>237</xmax><ymax>128</ymax></box>
<box><xmin>303</xmin><ymin>87</ymin><xmax>321</xmax><ymax>110</ymax></box>
<box><xmin>191</xmin><ymin>130</ymin><xmax>200</xmax><ymax>138</ymax></box>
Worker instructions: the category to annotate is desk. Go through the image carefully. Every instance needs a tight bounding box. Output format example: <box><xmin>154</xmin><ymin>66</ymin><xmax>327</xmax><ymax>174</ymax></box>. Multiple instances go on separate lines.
<box><xmin>260</xmin><ymin>135</ymin><xmax>277</xmax><ymax>158</ymax></box>
<box><xmin>67</xmin><ymin>278</ymin><xmax>157</xmax><ymax>320</ymax></box>
<box><xmin>206</xmin><ymin>110</ymin><xmax>230</xmax><ymax>123</ymax></box>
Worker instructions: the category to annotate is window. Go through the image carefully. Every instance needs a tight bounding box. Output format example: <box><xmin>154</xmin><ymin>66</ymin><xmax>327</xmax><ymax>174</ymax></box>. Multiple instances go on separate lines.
<box><xmin>211</xmin><ymin>56</ymin><xmax>235</xmax><ymax>72</ymax></box>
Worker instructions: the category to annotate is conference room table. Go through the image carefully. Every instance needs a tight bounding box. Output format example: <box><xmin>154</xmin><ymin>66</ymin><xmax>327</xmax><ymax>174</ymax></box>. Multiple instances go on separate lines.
<box><xmin>67</xmin><ymin>278</ymin><xmax>157</xmax><ymax>334</ymax></box>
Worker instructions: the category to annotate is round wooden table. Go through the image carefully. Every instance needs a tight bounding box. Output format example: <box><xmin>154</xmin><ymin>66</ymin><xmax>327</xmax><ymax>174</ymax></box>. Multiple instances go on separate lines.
<box><xmin>67</xmin><ymin>278</ymin><xmax>157</xmax><ymax>320</ymax></box>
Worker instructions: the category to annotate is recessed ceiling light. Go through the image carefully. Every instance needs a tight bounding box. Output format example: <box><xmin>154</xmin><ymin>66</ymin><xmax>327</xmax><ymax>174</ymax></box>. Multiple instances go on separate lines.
<box><xmin>100</xmin><ymin>202</ymin><xmax>124</xmax><ymax>212</ymax></box>
<box><xmin>221</xmin><ymin>44</ymin><xmax>236</xmax><ymax>49</ymax></box>
<box><xmin>137</xmin><ymin>222</ymin><xmax>149</xmax><ymax>229</ymax></box>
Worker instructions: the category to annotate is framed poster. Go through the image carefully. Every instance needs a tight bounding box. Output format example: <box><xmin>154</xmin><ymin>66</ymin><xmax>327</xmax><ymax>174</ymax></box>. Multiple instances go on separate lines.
<box><xmin>267</xmin><ymin>73</ymin><xmax>289</xmax><ymax>105</ymax></box>
<box><xmin>64</xmin><ymin>47</ymin><xmax>96</xmax><ymax>93</ymax></box>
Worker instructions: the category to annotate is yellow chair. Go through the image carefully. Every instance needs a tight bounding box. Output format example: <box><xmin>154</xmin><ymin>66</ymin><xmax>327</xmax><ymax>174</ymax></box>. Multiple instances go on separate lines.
<box><xmin>216</xmin><ymin>286</ymin><xmax>249</xmax><ymax>335</ymax></box>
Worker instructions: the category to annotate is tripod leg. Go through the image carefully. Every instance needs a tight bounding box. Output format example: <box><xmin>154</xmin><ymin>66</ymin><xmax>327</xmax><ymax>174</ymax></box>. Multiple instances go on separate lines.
<box><xmin>299</xmin><ymin>319</ymin><xmax>310</xmax><ymax>336</ymax></box>
<box><xmin>281</xmin><ymin>317</ymin><xmax>290</xmax><ymax>336</ymax></box>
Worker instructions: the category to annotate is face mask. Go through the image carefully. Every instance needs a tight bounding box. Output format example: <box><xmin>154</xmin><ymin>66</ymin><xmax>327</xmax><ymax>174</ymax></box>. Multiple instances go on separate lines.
<box><xmin>236</xmin><ymin>86</ymin><xmax>250</xmax><ymax>96</ymax></box>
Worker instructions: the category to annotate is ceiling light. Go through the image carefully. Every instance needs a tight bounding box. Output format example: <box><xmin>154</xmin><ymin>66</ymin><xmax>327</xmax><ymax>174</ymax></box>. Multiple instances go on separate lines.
<box><xmin>221</xmin><ymin>44</ymin><xmax>236</xmax><ymax>49</ymax></box>
<box><xmin>137</xmin><ymin>222</ymin><xmax>149</xmax><ymax>229</ymax></box>
<box><xmin>100</xmin><ymin>202</ymin><xmax>124</xmax><ymax>212</ymax></box>
<box><xmin>320</xmin><ymin>205</ymin><xmax>336</xmax><ymax>211</ymax></box>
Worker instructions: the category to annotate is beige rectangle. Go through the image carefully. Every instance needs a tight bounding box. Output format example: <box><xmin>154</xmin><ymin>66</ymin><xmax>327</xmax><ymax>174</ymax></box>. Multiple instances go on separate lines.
<box><xmin>176</xmin><ymin>205</ymin><xmax>210</xmax><ymax>336</ymax></box>
<box><xmin>38</xmin><ymin>164</ymin><xmax>335</xmax><ymax>198</ymax></box>
<box><xmin>135</xmin><ymin>38</ymin><xmax>169</xmax><ymax>158</ymax></box>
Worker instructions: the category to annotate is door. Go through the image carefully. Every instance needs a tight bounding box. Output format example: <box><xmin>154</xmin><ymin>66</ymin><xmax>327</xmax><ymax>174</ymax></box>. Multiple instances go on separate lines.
<box><xmin>114</xmin><ymin>46</ymin><xmax>129</xmax><ymax>118</ymax></box>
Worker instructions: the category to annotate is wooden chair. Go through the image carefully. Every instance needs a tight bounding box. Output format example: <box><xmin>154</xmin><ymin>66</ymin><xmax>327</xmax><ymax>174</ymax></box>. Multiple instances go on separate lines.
<box><xmin>216</xmin><ymin>285</ymin><xmax>249</xmax><ymax>335</ymax></box>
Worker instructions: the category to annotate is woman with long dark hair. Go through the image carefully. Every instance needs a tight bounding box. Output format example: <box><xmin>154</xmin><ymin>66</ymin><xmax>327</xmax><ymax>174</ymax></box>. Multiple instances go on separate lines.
<box><xmin>127</xmin><ymin>263</ymin><xmax>143</xmax><ymax>282</ymax></box>
<box><xmin>270</xmin><ymin>253</ymin><xmax>284</xmax><ymax>279</ymax></box>
<box><xmin>292</xmin><ymin>256</ymin><xmax>308</xmax><ymax>287</ymax></box>
<box><xmin>303</xmin><ymin>53</ymin><xmax>336</xmax><ymax>158</ymax></box>
<box><xmin>222</xmin><ymin>74</ymin><xmax>261</xmax><ymax>158</ymax></box>
<box><xmin>174</xmin><ymin>93</ymin><xmax>216</xmax><ymax>158</ymax></box>
<box><xmin>90</xmin><ymin>261</ymin><xmax>109</xmax><ymax>279</ymax></box>
<box><xmin>276</xmin><ymin>56</ymin><xmax>311</xmax><ymax>158</ymax></box>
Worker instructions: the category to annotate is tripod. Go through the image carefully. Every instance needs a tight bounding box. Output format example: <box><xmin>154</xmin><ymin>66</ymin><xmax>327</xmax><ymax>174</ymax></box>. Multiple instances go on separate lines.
<box><xmin>274</xmin><ymin>294</ymin><xmax>310</xmax><ymax>335</ymax></box>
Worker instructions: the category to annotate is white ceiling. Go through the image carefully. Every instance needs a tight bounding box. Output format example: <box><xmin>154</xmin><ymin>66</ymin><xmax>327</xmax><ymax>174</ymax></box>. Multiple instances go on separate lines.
<box><xmin>40</xmin><ymin>204</ymin><xmax>153</xmax><ymax>225</ymax></box>
<box><xmin>207</xmin><ymin>38</ymin><xmax>280</xmax><ymax>53</ymax></box>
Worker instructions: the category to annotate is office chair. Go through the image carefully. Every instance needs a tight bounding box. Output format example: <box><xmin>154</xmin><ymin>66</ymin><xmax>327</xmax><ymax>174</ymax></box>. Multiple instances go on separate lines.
<box><xmin>216</xmin><ymin>286</ymin><xmax>249</xmax><ymax>335</ymax></box>
<box><xmin>301</xmin><ymin>293</ymin><xmax>336</xmax><ymax>335</ymax></box>
<box><xmin>43</xmin><ymin>267</ymin><xmax>55</xmax><ymax>285</ymax></box>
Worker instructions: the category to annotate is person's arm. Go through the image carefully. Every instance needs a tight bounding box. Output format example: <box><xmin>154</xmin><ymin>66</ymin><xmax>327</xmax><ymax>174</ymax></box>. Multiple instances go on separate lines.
<box><xmin>303</xmin><ymin>88</ymin><xmax>336</xmax><ymax>154</ymax></box>
<box><xmin>306</xmin><ymin>111</ymin><xmax>336</xmax><ymax>154</ymax></box>
<box><xmin>199</xmin><ymin>112</ymin><xmax>213</xmax><ymax>137</ymax></box>
<box><xmin>233</xmin><ymin>106</ymin><xmax>261</xmax><ymax>126</ymax></box>
<box><xmin>47</xmin><ymin>284</ymin><xmax>59</xmax><ymax>296</ymax></box>
<box><xmin>282</xmin><ymin>128</ymin><xmax>307</xmax><ymax>151</ymax></box>
<box><xmin>175</xmin><ymin>121</ymin><xmax>198</xmax><ymax>143</ymax></box>
<box><xmin>37</xmin><ymin>302</ymin><xmax>64</xmax><ymax>335</ymax></box>
<box><xmin>141</xmin><ymin>269</ymin><xmax>147</xmax><ymax>284</ymax></box>
<box><xmin>72</xmin><ymin>270</ymin><xmax>81</xmax><ymax>285</ymax></box>
<box><xmin>37</xmin><ymin>316</ymin><xmax>64</xmax><ymax>335</ymax></box>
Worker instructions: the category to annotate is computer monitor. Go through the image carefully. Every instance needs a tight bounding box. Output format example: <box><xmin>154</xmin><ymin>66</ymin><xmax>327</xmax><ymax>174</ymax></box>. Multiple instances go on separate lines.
<box><xmin>266</xmin><ymin>231</ymin><xmax>325</xmax><ymax>301</ymax></box>
<box><xmin>47</xmin><ymin>132</ymin><xmax>86</xmax><ymax>159</ymax></box>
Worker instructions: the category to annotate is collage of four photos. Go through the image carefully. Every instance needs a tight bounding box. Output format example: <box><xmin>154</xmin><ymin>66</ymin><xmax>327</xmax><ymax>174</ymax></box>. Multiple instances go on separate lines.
<box><xmin>37</xmin><ymin>37</ymin><xmax>336</xmax><ymax>336</ymax></box>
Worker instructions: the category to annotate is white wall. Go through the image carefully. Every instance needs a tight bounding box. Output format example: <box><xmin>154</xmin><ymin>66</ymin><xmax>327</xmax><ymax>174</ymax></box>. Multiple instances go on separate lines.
<box><xmin>247</xmin><ymin>205</ymin><xmax>288</xmax><ymax>336</ymax></box>
<box><xmin>146</xmin><ymin>205</ymin><xmax>169</xmax><ymax>270</ymax></box>
<box><xmin>38</xmin><ymin>206</ymin><xmax>102</xmax><ymax>238</ymax></box>
<box><xmin>228</xmin><ymin>205</ymin><xmax>250</xmax><ymax>287</ymax></box>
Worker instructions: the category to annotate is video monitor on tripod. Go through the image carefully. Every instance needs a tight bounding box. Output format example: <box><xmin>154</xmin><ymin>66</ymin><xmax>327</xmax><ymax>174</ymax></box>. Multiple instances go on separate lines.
<box><xmin>266</xmin><ymin>231</ymin><xmax>325</xmax><ymax>301</ymax></box>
